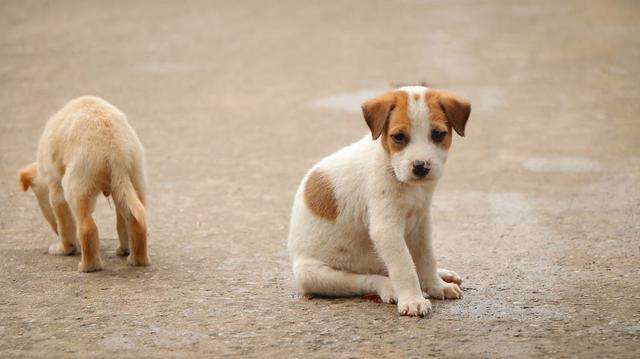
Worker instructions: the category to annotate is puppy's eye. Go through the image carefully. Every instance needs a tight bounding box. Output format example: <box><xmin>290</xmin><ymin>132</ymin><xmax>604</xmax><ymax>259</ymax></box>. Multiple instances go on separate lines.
<box><xmin>391</xmin><ymin>133</ymin><xmax>406</xmax><ymax>144</ymax></box>
<box><xmin>431</xmin><ymin>129</ymin><xmax>447</xmax><ymax>143</ymax></box>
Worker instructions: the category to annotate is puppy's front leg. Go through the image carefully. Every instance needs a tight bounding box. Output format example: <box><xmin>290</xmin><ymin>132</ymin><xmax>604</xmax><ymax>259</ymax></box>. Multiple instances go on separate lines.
<box><xmin>369</xmin><ymin>208</ymin><xmax>431</xmax><ymax>317</ymax></box>
<box><xmin>413</xmin><ymin>213</ymin><xmax>463</xmax><ymax>300</ymax></box>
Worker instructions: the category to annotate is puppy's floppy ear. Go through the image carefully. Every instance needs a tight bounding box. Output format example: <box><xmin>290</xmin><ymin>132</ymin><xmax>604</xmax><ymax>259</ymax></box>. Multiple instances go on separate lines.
<box><xmin>438</xmin><ymin>92</ymin><xmax>471</xmax><ymax>137</ymax></box>
<box><xmin>18</xmin><ymin>162</ymin><xmax>37</xmax><ymax>192</ymax></box>
<box><xmin>362</xmin><ymin>93</ymin><xmax>396</xmax><ymax>140</ymax></box>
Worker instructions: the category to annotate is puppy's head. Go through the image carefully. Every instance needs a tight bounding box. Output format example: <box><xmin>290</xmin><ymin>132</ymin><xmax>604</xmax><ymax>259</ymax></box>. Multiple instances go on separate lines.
<box><xmin>362</xmin><ymin>86</ymin><xmax>470</xmax><ymax>184</ymax></box>
<box><xmin>18</xmin><ymin>162</ymin><xmax>58</xmax><ymax>234</ymax></box>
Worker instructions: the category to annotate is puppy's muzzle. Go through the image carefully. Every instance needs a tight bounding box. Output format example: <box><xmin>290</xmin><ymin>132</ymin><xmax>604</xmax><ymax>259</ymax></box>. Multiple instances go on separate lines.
<box><xmin>412</xmin><ymin>160</ymin><xmax>430</xmax><ymax>178</ymax></box>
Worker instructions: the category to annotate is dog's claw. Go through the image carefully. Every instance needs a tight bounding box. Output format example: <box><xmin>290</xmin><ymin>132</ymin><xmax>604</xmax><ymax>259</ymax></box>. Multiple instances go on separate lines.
<box><xmin>426</xmin><ymin>281</ymin><xmax>463</xmax><ymax>300</ymax></box>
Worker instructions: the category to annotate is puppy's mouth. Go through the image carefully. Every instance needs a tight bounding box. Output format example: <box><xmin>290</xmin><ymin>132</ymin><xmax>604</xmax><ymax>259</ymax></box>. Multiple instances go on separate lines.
<box><xmin>406</xmin><ymin>176</ymin><xmax>436</xmax><ymax>185</ymax></box>
<box><xmin>390</xmin><ymin>165</ymin><xmax>437</xmax><ymax>184</ymax></box>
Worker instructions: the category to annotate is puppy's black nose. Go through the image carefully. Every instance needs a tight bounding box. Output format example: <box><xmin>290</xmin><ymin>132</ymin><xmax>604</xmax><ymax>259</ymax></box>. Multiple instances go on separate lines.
<box><xmin>412</xmin><ymin>160</ymin><xmax>430</xmax><ymax>178</ymax></box>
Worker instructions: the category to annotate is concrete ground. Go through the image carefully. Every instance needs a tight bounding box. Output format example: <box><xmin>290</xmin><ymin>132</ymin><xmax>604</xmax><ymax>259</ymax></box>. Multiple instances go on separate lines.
<box><xmin>1</xmin><ymin>0</ymin><xmax>639</xmax><ymax>357</ymax></box>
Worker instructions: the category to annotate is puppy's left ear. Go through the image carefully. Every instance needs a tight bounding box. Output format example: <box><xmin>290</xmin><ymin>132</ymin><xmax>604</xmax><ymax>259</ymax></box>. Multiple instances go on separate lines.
<box><xmin>438</xmin><ymin>92</ymin><xmax>471</xmax><ymax>137</ymax></box>
<box><xmin>362</xmin><ymin>93</ymin><xmax>396</xmax><ymax>140</ymax></box>
<box><xmin>18</xmin><ymin>162</ymin><xmax>37</xmax><ymax>192</ymax></box>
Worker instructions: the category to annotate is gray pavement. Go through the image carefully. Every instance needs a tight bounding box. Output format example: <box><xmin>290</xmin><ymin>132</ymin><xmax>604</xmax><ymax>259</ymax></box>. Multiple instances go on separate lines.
<box><xmin>1</xmin><ymin>0</ymin><xmax>639</xmax><ymax>357</ymax></box>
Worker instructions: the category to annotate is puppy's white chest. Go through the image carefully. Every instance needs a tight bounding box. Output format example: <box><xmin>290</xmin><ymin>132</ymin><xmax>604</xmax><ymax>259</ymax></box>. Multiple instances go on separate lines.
<box><xmin>404</xmin><ymin>207</ymin><xmax>425</xmax><ymax>236</ymax></box>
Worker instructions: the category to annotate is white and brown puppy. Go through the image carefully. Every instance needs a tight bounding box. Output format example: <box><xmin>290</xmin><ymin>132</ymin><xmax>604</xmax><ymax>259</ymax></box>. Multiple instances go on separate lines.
<box><xmin>288</xmin><ymin>86</ymin><xmax>470</xmax><ymax>317</ymax></box>
<box><xmin>18</xmin><ymin>96</ymin><xmax>149</xmax><ymax>272</ymax></box>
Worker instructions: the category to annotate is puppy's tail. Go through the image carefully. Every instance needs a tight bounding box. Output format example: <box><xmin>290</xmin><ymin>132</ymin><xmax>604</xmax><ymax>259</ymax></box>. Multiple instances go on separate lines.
<box><xmin>111</xmin><ymin>168</ymin><xmax>146</xmax><ymax>229</ymax></box>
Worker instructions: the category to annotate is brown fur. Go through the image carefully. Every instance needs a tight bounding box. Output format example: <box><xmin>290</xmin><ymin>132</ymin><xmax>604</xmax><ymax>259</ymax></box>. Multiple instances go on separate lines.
<box><xmin>304</xmin><ymin>170</ymin><xmax>339</xmax><ymax>221</ymax></box>
<box><xmin>50</xmin><ymin>184</ymin><xmax>77</xmax><ymax>253</ymax></box>
<box><xmin>75</xmin><ymin>196</ymin><xmax>101</xmax><ymax>271</ymax></box>
<box><xmin>361</xmin><ymin>91</ymin><xmax>412</xmax><ymax>154</ymax></box>
<box><xmin>361</xmin><ymin>92</ymin><xmax>399</xmax><ymax>141</ymax></box>
<box><xmin>383</xmin><ymin>92</ymin><xmax>411</xmax><ymax>155</ymax></box>
<box><xmin>427</xmin><ymin>90</ymin><xmax>471</xmax><ymax>137</ymax></box>
<box><xmin>18</xmin><ymin>163</ymin><xmax>37</xmax><ymax>192</ymax></box>
<box><xmin>426</xmin><ymin>91</ymin><xmax>453</xmax><ymax>150</ymax></box>
<box><xmin>363</xmin><ymin>89</ymin><xmax>470</xmax><ymax>153</ymax></box>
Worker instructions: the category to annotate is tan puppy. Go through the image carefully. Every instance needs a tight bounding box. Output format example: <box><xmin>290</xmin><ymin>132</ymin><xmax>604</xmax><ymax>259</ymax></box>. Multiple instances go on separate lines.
<box><xmin>18</xmin><ymin>96</ymin><xmax>149</xmax><ymax>272</ymax></box>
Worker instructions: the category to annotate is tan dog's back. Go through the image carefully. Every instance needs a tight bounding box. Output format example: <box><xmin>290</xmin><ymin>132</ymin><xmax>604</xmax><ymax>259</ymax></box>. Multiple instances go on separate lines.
<box><xmin>39</xmin><ymin>96</ymin><xmax>144</xmax><ymax>196</ymax></box>
<box><xmin>19</xmin><ymin>96</ymin><xmax>149</xmax><ymax>272</ymax></box>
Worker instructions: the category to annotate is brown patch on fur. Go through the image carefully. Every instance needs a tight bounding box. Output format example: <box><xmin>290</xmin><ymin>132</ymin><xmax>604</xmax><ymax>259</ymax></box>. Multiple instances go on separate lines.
<box><xmin>361</xmin><ymin>91</ymin><xmax>412</xmax><ymax>154</ymax></box>
<box><xmin>427</xmin><ymin>89</ymin><xmax>471</xmax><ymax>137</ymax></box>
<box><xmin>304</xmin><ymin>170</ymin><xmax>338</xmax><ymax>221</ymax></box>
<box><xmin>426</xmin><ymin>91</ymin><xmax>456</xmax><ymax>150</ymax></box>
<box><xmin>361</xmin><ymin>92</ymin><xmax>397</xmax><ymax>140</ymax></box>
<box><xmin>383</xmin><ymin>92</ymin><xmax>411</xmax><ymax>154</ymax></box>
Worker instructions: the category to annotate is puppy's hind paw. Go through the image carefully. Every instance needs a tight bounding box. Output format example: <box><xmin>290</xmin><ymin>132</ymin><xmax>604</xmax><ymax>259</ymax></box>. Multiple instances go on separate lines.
<box><xmin>78</xmin><ymin>259</ymin><xmax>103</xmax><ymax>273</ymax></box>
<box><xmin>48</xmin><ymin>241</ymin><xmax>77</xmax><ymax>256</ymax></box>
<box><xmin>374</xmin><ymin>278</ymin><xmax>397</xmax><ymax>304</ymax></box>
<box><xmin>127</xmin><ymin>254</ymin><xmax>150</xmax><ymax>267</ymax></box>
<box><xmin>116</xmin><ymin>246</ymin><xmax>130</xmax><ymax>257</ymax></box>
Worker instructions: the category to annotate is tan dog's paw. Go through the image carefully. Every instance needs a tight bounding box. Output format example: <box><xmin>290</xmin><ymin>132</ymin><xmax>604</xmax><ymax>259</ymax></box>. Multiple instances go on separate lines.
<box><xmin>397</xmin><ymin>296</ymin><xmax>432</xmax><ymax>317</ymax></box>
<box><xmin>426</xmin><ymin>281</ymin><xmax>463</xmax><ymax>300</ymax></box>
<box><xmin>116</xmin><ymin>246</ymin><xmax>130</xmax><ymax>257</ymax></box>
<box><xmin>127</xmin><ymin>254</ymin><xmax>150</xmax><ymax>267</ymax></box>
<box><xmin>438</xmin><ymin>268</ymin><xmax>463</xmax><ymax>285</ymax></box>
<box><xmin>48</xmin><ymin>241</ymin><xmax>77</xmax><ymax>256</ymax></box>
<box><xmin>78</xmin><ymin>258</ymin><xmax>103</xmax><ymax>272</ymax></box>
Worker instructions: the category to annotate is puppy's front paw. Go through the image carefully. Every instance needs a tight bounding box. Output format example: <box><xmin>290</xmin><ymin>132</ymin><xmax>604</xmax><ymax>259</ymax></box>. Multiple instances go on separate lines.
<box><xmin>48</xmin><ymin>241</ymin><xmax>76</xmax><ymax>256</ymax></box>
<box><xmin>397</xmin><ymin>296</ymin><xmax>432</xmax><ymax>317</ymax></box>
<box><xmin>426</xmin><ymin>281</ymin><xmax>463</xmax><ymax>300</ymax></box>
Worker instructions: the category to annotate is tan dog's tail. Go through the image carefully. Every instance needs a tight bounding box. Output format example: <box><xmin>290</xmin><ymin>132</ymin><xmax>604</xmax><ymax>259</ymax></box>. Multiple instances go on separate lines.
<box><xmin>111</xmin><ymin>168</ymin><xmax>146</xmax><ymax>228</ymax></box>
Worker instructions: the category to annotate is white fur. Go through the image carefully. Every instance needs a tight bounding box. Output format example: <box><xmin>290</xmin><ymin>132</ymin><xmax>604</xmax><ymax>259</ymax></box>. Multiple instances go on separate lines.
<box><xmin>288</xmin><ymin>87</ymin><xmax>463</xmax><ymax>317</ymax></box>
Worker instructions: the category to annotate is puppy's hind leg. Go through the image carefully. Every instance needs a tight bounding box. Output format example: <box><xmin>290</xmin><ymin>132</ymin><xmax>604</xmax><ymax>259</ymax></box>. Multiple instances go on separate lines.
<box><xmin>293</xmin><ymin>258</ymin><xmax>396</xmax><ymax>303</ymax></box>
<box><xmin>47</xmin><ymin>182</ymin><xmax>78</xmax><ymax>256</ymax></box>
<box><xmin>71</xmin><ymin>194</ymin><xmax>103</xmax><ymax>272</ymax></box>
<box><xmin>114</xmin><ymin>199</ymin><xmax>148</xmax><ymax>267</ymax></box>
<box><xmin>115</xmin><ymin>205</ymin><xmax>129</xmax><ymax>257</ymax></box>
<box><xmin>124</xmin><ymin>208</ymin><xmax>149</xmax><ymax>267</ymax></box>
<box><xmin>112</xmin><ymin>169</ymin><xmax>149</xmax><ymax>267</ymax></box>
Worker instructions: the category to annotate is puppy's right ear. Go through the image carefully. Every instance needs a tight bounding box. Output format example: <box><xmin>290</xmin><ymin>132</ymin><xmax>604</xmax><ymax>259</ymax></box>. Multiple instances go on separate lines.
<box><xmin>361</xmin><ymin>93</ymin><xmax>396</xmax><ymax>140</ymax></box>
<box><xmin>18</xmin><ymin>162</ymin><xmax>37</xmax><ymax>192</ymax></box>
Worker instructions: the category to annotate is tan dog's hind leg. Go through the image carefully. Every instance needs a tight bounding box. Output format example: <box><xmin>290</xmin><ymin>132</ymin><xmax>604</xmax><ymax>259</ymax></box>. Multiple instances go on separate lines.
<box><xmin>124</xmin><ymin>176</ymin><xmax>149</xmax><ymax>267</ymax></box>
<box><xmin>73</xmin><ymin>195</ymin><xmax>103</xmax><ymax>272</ymax></box>
<box><xmin>48</xmin><ymin>183</ymin><xmax>77</xmax><ymax>255</ymax></box>
<box><xmin>126</xmin><ymin>211</ymin><xmax>149</xmax><ymax>266</ymax></box>
<box><xmin>115</xmin><ymin>206</ymin><xmax>130</xmax><ymax>257</ymax></box>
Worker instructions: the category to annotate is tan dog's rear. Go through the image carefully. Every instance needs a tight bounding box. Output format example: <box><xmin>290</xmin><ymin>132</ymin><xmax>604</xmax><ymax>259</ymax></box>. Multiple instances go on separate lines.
<box><xmin>18</xmin><ymin>96</ymin><xmax>149</xmax><ymax>272</ymax></box>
